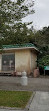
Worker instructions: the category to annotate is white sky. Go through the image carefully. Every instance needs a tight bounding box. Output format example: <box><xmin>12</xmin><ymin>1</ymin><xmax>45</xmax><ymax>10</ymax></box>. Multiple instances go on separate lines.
<box><xmin>22</xmin><ymin>0</ymin><xmax>49</xmax><ymax>30</ymax></box>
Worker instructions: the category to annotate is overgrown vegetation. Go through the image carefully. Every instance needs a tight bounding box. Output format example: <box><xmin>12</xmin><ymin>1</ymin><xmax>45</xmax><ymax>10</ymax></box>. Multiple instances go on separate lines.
<box><xmin>38</xmin><ymin>55</ymin><xmax>49</xmax><ymax>68</ymax></box>
<box><xmin>36</xmin><ymin>27</ymin><xmax>49</xmax><ymax>68</ymax></box>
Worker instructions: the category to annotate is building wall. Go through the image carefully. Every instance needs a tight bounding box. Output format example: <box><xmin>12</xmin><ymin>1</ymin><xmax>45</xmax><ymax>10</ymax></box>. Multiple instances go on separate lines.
<box><xmin>30</xmin><ymin>51</ymin><xmax>37</xmax><ymax>72</ymax></box>
<box><xmin>15</xmin><ymin>49</ymin><xmax>31</xmax><ymax>74</ymax></box>
<box><xmin>0</xmin><ymin>49</ymin><xmax>37</xmax><ymax>75</ymax></box>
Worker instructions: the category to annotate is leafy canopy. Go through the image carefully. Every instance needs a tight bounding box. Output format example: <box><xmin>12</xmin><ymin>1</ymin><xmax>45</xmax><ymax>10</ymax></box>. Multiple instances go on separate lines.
<box><xmin>0</xmin><ymin>0</ymin><xmax>34</xmax><ymax>44</ymax></box>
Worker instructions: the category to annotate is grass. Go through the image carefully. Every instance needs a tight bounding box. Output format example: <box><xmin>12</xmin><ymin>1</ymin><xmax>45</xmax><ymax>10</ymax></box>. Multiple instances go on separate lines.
<box><xmin>0</xmin><ymin>90</ymin><xmax>32</xmax><ymax>108</ymax></box>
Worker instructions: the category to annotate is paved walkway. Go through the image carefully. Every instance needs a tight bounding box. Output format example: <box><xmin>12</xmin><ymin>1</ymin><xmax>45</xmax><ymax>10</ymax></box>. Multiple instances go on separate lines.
<box><xmin>0</xmin><ymin>92</ymin><xmax>49</xmax><ymax>111</ymax></box>
<box><xmin>0</xmin><ymin>76</ymin><xmax>49</xmax><ymax>91</ymax></box>
<box><xmin>29</xmin><ymin>91</ymin><xmax>49</xmax><ymax>111</ymax></box>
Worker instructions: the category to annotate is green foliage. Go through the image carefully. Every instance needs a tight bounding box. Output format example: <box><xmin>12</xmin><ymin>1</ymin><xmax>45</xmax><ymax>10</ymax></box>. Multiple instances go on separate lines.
<box><xmin>32</xmin><ymin>26</ymin><xmax>49</xmax><ymax>68</ymax></box>
<box><xmin>0</xmin><ymin>22</ymin><xmax>35</xmax><ymax>44</ymax></box>
<box><xmin>33</xmin><ymin>26</ymin><xmax>49</xmax><ymax>46</ymax></box>
<box><xmin>0</xmin><ymin>0</ymin><xmax>34</xmax><ymax>46</ymax></box>
<box><xmin>38</xmin><ymin>55</ymin><xmax>49</xmax><ymax>67</ymax></box>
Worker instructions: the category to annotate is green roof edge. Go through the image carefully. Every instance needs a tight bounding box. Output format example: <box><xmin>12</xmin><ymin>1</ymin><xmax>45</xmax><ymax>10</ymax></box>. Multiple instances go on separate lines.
<box><xmin>2</xmin><ymin>43</ymin><xmax>39</xmax><ymax>52</ymax></box>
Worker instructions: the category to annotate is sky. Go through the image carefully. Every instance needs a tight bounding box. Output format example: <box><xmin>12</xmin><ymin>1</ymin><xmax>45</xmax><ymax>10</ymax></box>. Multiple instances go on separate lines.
<box><xmin>22</xmin><ymin>0</ymin><xmax>49</xmax><ymax>30</ymax></box>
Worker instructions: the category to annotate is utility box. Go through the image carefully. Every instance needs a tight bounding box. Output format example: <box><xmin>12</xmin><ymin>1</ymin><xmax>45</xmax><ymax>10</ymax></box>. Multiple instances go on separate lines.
<box><xmin>21</xmin><ymin>71</ymin><xmax>28</xmax><ymax>86</ymax></box>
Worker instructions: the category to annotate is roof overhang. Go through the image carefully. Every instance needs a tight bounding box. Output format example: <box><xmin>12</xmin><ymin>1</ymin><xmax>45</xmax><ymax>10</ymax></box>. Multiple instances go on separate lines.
<box><xmin>2</xmin><ymin>46</ymin><xmax>39</xmax><ymax>52</ymax></box>
<box><xmin>0</xmin><ymin>43</ymin><xmax>40</xmax><ymax>54</ymax></box>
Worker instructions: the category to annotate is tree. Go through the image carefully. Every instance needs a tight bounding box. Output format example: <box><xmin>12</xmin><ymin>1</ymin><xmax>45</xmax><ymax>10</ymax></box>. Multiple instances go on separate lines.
<box><xmin>33</xmin><ymin>26</ymin><xmax>49</xmax><ymax>70</ymax></box>
<box><xmin>0</xmin><ymin>0</ymin><xmax>34</xmax><ymax>44</ymax></box>
<box><xmin>38</xmin><ymin>55</ymin><xmax>49</xmax><ymax>68</ymax></box>
<box><xmin>33</xmin><ymin>26</ymin><xmax>49</xmax><ymax>47</ymax></box>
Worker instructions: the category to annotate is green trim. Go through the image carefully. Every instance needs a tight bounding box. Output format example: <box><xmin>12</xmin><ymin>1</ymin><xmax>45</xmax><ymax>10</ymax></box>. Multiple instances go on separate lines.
<box><xmin>3</xmin><ymin>43</ymin><xmax>34</xmax><ymax>48</ymax></box>
<box><xmin>3</xmin><ymin>43</ymin><xmax>35</xmax><ymax>48</ymax></box>
<box><xmin>2</xmin><ymin>43</ymin><xmax>39</xmax><ymax>51</ymax></box>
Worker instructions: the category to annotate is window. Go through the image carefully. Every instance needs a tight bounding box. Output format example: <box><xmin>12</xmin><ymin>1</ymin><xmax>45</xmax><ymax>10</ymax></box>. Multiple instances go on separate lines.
<box><xmin>2</xmin><ymin>53</ymin><xmax>15</xmax><ymax>71</ymax></box>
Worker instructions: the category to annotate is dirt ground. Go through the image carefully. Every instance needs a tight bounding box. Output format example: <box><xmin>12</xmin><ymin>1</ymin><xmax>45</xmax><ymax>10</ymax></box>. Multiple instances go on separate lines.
<box><xmin>0</xmin><ymin>76</ymin><xmax>49</xmax><ymax>92</ymax></box>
